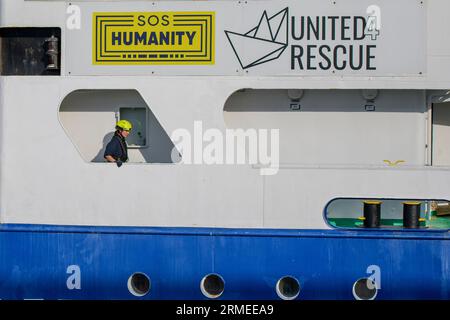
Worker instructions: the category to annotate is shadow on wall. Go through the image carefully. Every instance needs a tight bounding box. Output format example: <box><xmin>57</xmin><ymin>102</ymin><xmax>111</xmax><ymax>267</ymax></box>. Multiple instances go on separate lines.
<box><xmin>433</xmin><ymin>101</ymin><xmax>450</xmax><ymax>127</ymax></box>
<box><xmin>92</xmin><ymin>131</ymin><xmax>114</xmax><ymax>162</ymax></box>
<box><xmin>59</xmin><ymin>89</ymin><xmax>177</xmax><ymax>164</ymax></box>
<box><xmin>224</xmin><ymin>89</ymin><xmax>427</xmax><ymax>113</ymax></box>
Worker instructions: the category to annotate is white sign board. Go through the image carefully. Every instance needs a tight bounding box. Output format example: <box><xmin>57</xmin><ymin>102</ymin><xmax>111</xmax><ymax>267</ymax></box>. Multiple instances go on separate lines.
<box><xmin>65</xmin><ymin>0</ymin><xmax>427</xmax><ymax>76</ymax></box>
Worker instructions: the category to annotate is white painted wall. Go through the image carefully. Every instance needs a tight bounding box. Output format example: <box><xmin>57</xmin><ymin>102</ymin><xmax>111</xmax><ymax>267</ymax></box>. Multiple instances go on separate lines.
<box><xmin>0</xmin><ymin>77</ymin><xmax>450</xmax><ymax>229</ymax></box>
<box><xmin>0</xmin><ymin>0</ymin><xmax>450</xmax><ymax>86</ymax></box>
<box><xmin>1</xmin><ymin>0</ymin><xmax>450</xmax><ymax>229</ymax></box>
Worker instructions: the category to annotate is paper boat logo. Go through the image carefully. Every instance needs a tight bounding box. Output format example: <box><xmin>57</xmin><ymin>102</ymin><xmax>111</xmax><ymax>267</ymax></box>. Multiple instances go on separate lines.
<box><xmin>225</xmin><ymin>8</ymin><xmax>289</xmax><ymax>69</ymax></box>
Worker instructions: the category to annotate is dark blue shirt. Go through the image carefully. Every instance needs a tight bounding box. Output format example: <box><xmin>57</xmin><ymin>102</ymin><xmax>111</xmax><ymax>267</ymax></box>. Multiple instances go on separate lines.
<box><xmin>104</xmin><ymin>132</ymin><xmax>128</xmax><ymax>162</ymax></box>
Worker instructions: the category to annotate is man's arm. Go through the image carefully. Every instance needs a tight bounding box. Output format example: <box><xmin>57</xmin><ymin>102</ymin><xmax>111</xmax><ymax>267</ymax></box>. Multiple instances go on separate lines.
<box><xmin>105</xmin><ymin>154</ymin><xmax>122</xmax><ymax>167</ymax></box>
<box><xmin>104</xmin><ymin>155</ymin><xmax>116</xmax><ymax>162</ymax></box>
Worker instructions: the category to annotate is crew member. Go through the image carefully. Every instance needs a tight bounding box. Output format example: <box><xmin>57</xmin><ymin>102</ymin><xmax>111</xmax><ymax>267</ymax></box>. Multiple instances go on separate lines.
<box><xmin>104</xmin><ymin>120</ymin><xmax>132</xmax><ymax>167</ymax></box>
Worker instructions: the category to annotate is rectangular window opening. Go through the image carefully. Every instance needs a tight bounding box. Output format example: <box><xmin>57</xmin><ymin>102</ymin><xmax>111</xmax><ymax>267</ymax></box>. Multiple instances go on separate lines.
<box><xmin>0</xmin><ymin>27</ymin><xmax>61</xmax><ymax>76</ymax></box>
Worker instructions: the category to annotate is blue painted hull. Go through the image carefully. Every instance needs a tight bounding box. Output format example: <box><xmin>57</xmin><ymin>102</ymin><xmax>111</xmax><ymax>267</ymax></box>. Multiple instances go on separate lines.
<box><xmin>0</xmin><ymin>224</ymin><xmax>448</xmax><ymax>300</ymax></box>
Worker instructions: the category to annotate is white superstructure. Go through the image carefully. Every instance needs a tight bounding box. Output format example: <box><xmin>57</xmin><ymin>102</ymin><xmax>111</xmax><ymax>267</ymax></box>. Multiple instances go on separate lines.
<box><xmin>1</xmin><ymin>0</ymin><xmax>450</xmax><ymax>230</ymax></box>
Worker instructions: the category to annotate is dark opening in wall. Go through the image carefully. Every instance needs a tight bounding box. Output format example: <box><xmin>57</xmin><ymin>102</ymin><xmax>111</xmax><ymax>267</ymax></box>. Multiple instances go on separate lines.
<box><xmin>325</xmin><ymin>198</ymin><xmax>450</xmax><ymax>230</ymax></box>
<box><xmin>0</xmin><ymin>27</ymin><xmax>61</xmax><ymax>75</ymax></box>
<box><xmin>59</xmin><ymin>89</ymin><xmax>178</xmax><ymax>164</ymax></box>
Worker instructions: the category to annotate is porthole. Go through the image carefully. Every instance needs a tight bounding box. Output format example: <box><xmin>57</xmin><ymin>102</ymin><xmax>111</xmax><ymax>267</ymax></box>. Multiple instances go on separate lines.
<box><xmin>276</xmin><ymin>276</ymin><xmax>301</xmax><ymax>300</ymax></box>
<box><xmin>352</xmin><ymin>278</ymin><xmax>378</xmax><ymax>300</ymax></box>
<box><xmin>200</xmin><ymin>273</ymin><xmax>225</xmax><ymax>299</ymax></box>
<box><xmin>127</xmin><ymin>272</ymin><xmax>151</xmax><ymax>297</ymax></box>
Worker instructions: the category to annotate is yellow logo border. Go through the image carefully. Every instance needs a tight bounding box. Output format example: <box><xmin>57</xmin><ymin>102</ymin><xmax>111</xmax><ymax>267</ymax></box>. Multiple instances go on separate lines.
<box><xmin>93</xmin><ymin>12</ymin><xmax>215</xmax><ymax>65</ymax></box>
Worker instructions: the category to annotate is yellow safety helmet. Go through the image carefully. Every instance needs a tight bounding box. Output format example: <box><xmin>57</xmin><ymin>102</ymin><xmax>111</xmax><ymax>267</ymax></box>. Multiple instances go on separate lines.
<box><xmin>116</xmin><ymin>119</ymin><xmax>132</xmax><ymax>131</ymax></box>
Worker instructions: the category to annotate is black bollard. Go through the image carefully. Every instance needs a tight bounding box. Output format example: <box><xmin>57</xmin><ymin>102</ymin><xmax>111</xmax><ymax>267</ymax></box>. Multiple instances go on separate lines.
<box><xmin>403</xmin><ymin>201</ymin><xmax>421</xmax><ymax>228</ymax></box>
<box><xmin>363</xmin><ymin>201</ymin><xmax>382</xmax><ymax>228</ymax></box>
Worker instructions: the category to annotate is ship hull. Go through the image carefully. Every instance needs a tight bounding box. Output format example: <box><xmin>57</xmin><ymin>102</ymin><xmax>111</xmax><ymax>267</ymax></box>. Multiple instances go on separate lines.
<box><xmin>0</xmin><ymin>224</ymin><xmax>448</xmax><ymax>300</ymax></box>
